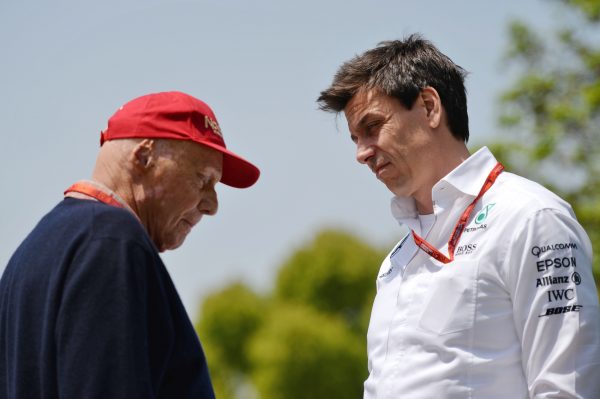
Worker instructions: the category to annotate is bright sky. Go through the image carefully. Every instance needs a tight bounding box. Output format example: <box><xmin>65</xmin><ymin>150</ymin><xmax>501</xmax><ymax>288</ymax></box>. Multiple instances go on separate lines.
<box><xmin>0</xmin><ymin>0</ymin><xmax>559</xmax><ymax>319</ymax></box>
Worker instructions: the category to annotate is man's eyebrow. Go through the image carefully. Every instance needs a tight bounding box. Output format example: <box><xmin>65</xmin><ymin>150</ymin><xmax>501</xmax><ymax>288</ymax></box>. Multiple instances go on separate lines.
<box><xmin>348</xmin><ymin>113</ymin><xmax>376</xmax><ymax>140</ymax></box>
<box><xmin>357</xmin><ymin>111</ymin><xmax>381</xmax><ymax>128</ymax></box>
<box><xmin>208</xmin><ymin>170</ymin><xmax>222</xmax><ymax>186</ymax></box>
<box><xmin>197</xmin><ymin>171</ymin><xmax>216</xmax><ymax>182</ymax></box>
<box><xmin>356</xmin><ymin>113</ymin><xmax>369</xmax><ymax>128</ymax></box>
<box><xmin>349</xmin><ymin>112</ymin><xmax>368</xmax><ymax>131</ymax></box>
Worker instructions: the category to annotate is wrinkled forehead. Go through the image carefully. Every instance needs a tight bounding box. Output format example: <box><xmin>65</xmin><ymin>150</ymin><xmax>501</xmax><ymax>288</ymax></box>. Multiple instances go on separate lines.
<box><xmin>343</xmin><ymin>88</ymin><xmax>388</xmax><ymax>128</ymax></box>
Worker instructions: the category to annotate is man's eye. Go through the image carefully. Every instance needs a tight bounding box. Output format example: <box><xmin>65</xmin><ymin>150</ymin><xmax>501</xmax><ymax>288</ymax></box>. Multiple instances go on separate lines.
<box><xmin>366</xmin><ymin>121</ymin><xmax>380</xmax><ymax>133</ymax></box>
<box><xmin>196</xmin><ymin>174</ymin><xmax>207</xmax><ymax>189</ymax></box>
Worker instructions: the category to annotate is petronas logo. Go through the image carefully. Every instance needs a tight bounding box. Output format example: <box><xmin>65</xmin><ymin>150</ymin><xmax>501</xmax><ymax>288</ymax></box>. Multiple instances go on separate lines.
<box><xmin>475</xmin><ymin>203</ymin><xmax>496</xmax><ymax>224</ymax></box>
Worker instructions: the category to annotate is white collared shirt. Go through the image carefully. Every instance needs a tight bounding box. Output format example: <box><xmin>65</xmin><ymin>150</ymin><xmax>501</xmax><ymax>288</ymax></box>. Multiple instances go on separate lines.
<box><xmin>364</xmin><ymin>147</ymin><xmax>600</xmax><ymax>399</ymax></box>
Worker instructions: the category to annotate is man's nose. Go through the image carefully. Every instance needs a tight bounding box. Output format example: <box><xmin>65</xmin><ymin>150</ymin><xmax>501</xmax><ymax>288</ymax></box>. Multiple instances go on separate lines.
<box><xmin>356</xmin><ymin>142</ymin><xmax>374</xmax><ymax>164</ymax></box>
<box><xmin>198</xmin><ymin>189</ymin><xmax>218</xmax><ymax>216</ymax></box>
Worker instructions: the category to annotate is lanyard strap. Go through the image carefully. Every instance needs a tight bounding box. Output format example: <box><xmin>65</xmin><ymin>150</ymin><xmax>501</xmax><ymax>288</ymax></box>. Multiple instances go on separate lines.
<box><xmin>412</xmin><ymin>162</ymin><xmax>504</xmax><ymax>264</ymax></box>
<box><xmin>64</xmin><ymin>181</ymin><xmax>126</xmax><ymax>209</ymax></box>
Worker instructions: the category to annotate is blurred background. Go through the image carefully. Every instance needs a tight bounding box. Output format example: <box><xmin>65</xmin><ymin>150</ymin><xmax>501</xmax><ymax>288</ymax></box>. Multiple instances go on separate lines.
<box><xmin>2</xmin><ymin>0</ymin><xmax>599</xmax><ymax>397</ymax></box>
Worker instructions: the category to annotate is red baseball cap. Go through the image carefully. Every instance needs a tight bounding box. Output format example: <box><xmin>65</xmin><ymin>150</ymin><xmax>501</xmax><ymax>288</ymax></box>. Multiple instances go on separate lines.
<box><xmin>101</xmin><ymin>91</ymin><xmax>260</xmax><ymax>188</ymax></box>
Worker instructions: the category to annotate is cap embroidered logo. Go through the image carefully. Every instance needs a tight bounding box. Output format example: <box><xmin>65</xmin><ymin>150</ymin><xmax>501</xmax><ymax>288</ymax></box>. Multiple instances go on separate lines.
<box><xmin>204</xmin><ymin>115</ymin><xmax>223</xmax><ymax>138</ymax></box>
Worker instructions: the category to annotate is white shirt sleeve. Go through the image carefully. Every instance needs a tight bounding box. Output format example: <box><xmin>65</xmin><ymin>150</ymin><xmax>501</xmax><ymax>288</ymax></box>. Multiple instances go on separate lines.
<box><xmin>505</xmin><ymin>208</ymin><xmax>600</xmax><ymax>398</ymax></box>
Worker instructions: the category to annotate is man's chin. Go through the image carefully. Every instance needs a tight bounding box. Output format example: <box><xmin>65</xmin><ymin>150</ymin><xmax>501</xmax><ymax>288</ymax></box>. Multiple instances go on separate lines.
<box><xmin>386</xmin><ymin>182</ymin><xmax>411</xmax><ymax>198</ymax></box>
<box><xmin>382</xmin><ymin>179</ymin><xmax>399</xmax><ymax>193</ymax></box>
<box><xmin>156</xmin><ymin>236</ymin><xmax>187</xmax><ymax>252</ymax></box>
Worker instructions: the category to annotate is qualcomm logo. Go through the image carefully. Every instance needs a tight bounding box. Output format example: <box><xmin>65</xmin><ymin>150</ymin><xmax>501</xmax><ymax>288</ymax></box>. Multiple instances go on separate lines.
<box><xmin>475</xmin><ymin>203</ymin><xmax>496</xmax><ymax>225</ymax></box>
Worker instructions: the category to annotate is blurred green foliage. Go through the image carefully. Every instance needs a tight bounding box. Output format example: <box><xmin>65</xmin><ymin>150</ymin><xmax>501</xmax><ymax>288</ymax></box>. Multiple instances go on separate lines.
<box><xmin>247</xmin><ymin>303</ymin><xmax>364</xmax><ymax>399</ymax></box>
<box><xmin>197</xmin><ymin>283</ymin><xmax>265</xmax><ymax>373</ymax></box>
<box><xmin>195</xmin><ymin>230</ymin><xmax>386</xmax><ymax>399</ymax></box>
<box><xmin>489</xmin><ymin>0</ymin><xmax>600</xmax><ymax>293</ymax></box>
<box><xmin>275</xmin><ymin>230</ymin><xmax>383</xmax><ymax>334</ymax></box>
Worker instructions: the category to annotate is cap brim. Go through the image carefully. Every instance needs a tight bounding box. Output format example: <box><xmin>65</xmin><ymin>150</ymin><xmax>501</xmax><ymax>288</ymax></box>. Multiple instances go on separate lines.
<box><xmin>221</xmin><ymin>150</ymin><xmax>260</xmax><ymax>188</ymax></box>
<box><xmin>199</xmin><ymin>141</ymin><xmax>260</xmax><ymax>188</ymax></box>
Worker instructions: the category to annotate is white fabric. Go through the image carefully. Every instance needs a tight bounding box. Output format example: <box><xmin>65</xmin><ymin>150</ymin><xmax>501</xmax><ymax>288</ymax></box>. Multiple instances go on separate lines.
<box><xmin>364</xmin><ymin>147</ymin><xmax>600</xmax><ymax>399</ymax></box>
<box><xmin>417</xmin><ymin>213</ymin><xmax>435</xmax><ymax>238</ymax></box>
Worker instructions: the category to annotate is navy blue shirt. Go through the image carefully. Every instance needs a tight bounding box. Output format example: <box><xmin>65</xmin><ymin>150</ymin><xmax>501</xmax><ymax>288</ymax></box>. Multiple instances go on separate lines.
<box><xmin>0</xmin><ymin>198</ymin><xmax>215</xmax><ymax>398</ymax></box>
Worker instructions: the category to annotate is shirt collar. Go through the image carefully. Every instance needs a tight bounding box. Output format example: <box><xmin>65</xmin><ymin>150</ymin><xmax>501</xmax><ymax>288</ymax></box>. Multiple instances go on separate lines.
<box><xmin>435</xmin><ymin>146</ymin><xmax>499</xmax><ymax>196</ymax></box>
<box><xmin>390</xmin><ymin>146</ymin><xmax>499</xmax><ymax>223</ymax></box>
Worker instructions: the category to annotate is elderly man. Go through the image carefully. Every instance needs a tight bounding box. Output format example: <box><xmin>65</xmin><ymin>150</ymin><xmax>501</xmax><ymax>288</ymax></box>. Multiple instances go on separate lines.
<box><xmin>0</xmin><ymin>91</ymin><xmax>259</xmax><ymax>398</ymax></box>
<box><xmin>318</xmin><ymin>35</ymin><xmax>600</xmax><ymax>398</ymax></box>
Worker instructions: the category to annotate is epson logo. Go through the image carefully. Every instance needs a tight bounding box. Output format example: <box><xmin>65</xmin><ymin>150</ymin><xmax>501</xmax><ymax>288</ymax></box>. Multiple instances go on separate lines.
<box><xmin>536</xmin><ymin>257</ymin><xmax>577</xmax><ymax>272</ymax></box>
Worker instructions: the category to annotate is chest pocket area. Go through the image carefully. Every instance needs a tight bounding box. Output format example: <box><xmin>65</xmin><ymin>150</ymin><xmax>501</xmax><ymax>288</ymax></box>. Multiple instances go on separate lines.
<box><xmin>418</xmin><ymin>260</ymin><xmax>479</xmax><ymax>335</ymax></box>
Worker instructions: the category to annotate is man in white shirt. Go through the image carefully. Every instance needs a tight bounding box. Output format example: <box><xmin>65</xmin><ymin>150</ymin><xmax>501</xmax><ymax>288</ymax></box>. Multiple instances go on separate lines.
<box><xmin>317</xmin><ymin>34</ymin><xmax>600</xmax><ymax>398</ymax></box>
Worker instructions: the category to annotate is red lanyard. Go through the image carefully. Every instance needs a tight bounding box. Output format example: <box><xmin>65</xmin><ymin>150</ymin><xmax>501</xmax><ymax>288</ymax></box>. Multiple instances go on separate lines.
<box><xmin>412</xmin><ymin>163</ymin><xmax>504</xmax><ymax>264</ymax></box>
<box><xmin>64</xmin><ymin>181</ymin><xmax>125</xmax><ymax>209</ymax></box>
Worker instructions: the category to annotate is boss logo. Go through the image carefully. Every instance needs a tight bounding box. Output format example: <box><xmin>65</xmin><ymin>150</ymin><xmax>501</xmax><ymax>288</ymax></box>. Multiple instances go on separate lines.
<box><xmin>455</xmin><ymin>243</ymin><xmax>477</xmax><ymax>256</ymax></box>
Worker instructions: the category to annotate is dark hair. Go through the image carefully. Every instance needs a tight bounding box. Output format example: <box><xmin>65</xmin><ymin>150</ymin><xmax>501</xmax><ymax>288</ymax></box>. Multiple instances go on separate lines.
<box><xmin>317</xmin><ymin>34</ymin><xmax>469</xmax><ymax>142</ymax></box>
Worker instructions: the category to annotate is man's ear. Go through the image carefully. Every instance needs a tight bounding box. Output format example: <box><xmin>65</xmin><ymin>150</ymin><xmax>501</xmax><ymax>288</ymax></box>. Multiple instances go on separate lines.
<box><xmin>131</xmin><ymin>139</ymin><xmax>156</xmax><ymax>173</ymax></box>
<box><xmin>420</xmin><ymin>86</ymin><xmax>442</xmax><ymax>129</ymax></box>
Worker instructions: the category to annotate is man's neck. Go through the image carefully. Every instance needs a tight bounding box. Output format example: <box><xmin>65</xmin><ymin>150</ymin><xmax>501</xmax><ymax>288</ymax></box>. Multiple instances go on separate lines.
<box><xmin>414</xmin><ymin>144</ymin><xmax>470</xmax><ymax>215</ymax></box>
<box><xmin>415</xmin><ymin>196</ymin><xmax>434</xmax><ymax>215</ymax></box>
<box><xmin>91</xmin><ymin>170</ymin><xmax>139</xmax><ymax>216</ymax></box>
